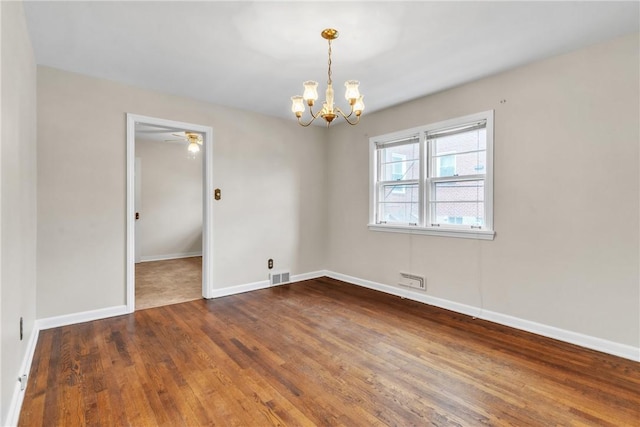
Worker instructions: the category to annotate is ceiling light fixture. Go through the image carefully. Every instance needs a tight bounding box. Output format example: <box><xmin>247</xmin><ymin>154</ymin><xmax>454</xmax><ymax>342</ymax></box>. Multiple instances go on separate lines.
<box><xmin>291</xmin><ymin>28</ymin><xmax>365</xmax><ymax>127</ymax></box>
<box><xmin>187</xmin><ymin>141</ymin><xmax>200</xmax><ymax>154</ymax></box>
<box><xmin>167</xmin><ymin>131</ymin><xmax>203</xmax><ymax>157</ymax></box>
<box><xmin>184</xmin><ymin>133</ymin><xmax>202</xmax><ymax>160</ymax></box>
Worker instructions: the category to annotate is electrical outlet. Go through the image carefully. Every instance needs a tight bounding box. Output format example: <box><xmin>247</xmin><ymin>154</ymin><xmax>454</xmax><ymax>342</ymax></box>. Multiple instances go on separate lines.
<box><xmin>268</xmin><ymin>259</ymin><xmax>273</xmax><ymax>269</ymax></box>
<box><xmin>19</xmin><ymin>374</ymin><xmax>27</xmax><ymax>391</ymax></box>
<box><xmin>20</xmin><ymin>317</ymin><xmax>23</xmax><ymax>341</ymax></box>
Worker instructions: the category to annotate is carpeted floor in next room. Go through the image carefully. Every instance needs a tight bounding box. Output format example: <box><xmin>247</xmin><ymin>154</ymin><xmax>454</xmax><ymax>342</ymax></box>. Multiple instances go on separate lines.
<box><xmin>135</xmin><ymin>256</ymin><xmax>202</xmax><ymax>310</ymax></box>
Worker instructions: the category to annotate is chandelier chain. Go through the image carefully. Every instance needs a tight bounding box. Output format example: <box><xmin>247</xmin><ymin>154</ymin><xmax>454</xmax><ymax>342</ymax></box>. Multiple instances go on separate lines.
<box><xmin>327</xmin><ymin>39</ymin><xmax>332</xmax><ymax>85</ymax></box>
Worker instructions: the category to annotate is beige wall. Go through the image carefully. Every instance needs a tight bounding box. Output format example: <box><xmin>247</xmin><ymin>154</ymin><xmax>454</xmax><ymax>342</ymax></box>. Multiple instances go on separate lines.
<box><xmin>34</xmin><ymin>32</ymin><xmax>640</xmax><ymax>351</ymax></box>
<box><xmin>327</xmin><ymin>33</ymin><xmax>639</xmax><ymax>347</ymax></box>
<box><xmin>1</xmin><ymin>0</ymin><xmax>37</xmax><ymax>422</ymax></box>
<box><xmin>37</xmin><ymin>66</ymin><xmax>327</xmax><ymax>318</ymax></box>
<box><xmin>135</xmin><ymin>139</ymin><xmax>203</xmax><ymax>260</ymax></box>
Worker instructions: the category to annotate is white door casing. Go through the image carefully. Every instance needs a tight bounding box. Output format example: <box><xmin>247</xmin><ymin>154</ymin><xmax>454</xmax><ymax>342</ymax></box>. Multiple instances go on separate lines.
<box><xmin>126</xmin><ymin>113</ymin><xmax>214</xmax><ymax>312</ymax></box>
<box><xmin>134</xmin><ymin>157</ymin><xmax>142</xmax><ymax>264</ymax></box>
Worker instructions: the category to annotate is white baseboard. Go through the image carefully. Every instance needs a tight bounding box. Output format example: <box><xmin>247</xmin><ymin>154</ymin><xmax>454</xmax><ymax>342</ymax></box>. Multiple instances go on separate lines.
<box><xmin>139</xmin><ymin>252</ymin><xmax>202</xmax><ymax>263</ymax></box>
<box><xmin>10</xmin><ymin>268</ymin><xmax>637</xmax><ymax>427</ymax></box>
<box><xmin>36</xmin><ymin>305</ymin><xmax>129</xmax><ymax>330</ymax></box>
<box><xmin>325</xmin><ymin>271</ymin><xmax>640</xmax><ymax>362</ymax></box>
<box><xmin>207</xmin><ymin>270</ymin><xmax>327</xmax><ymax>299</ymax></box>
<box><xmin>4</xmin><ymin>323</ymin><xmax>40</xmax><ymax>427</ymax></box>
<box><xmin>6</xmin><ymin>305</ymin><xmax>128</xmax><ymax>425</ymax></box>
<box><xmin>33</xmin><ymin>270</ymin><xmax>325</xmax><ymax>329</ymax></box>
<box><xmin>208</xmin><ymin>279</ymin><xmax>272</xmax><ymax>298</ymax></box>
<box><xmin>289</xmin><ymin>270</ymin><xmax>326</xmax><ymax>282</ymax></box>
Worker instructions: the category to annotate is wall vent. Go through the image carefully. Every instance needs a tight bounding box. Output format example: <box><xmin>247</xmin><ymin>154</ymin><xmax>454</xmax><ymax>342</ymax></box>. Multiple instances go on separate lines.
<box><xmin>399</xmin><ymin>273</ymin><xmax>426</xmax><ymax>291</ymax></box>
<box><xmin>270</xmin><ymin>271</ymin><xmax>291</xmax><ymax>286</ymax></box>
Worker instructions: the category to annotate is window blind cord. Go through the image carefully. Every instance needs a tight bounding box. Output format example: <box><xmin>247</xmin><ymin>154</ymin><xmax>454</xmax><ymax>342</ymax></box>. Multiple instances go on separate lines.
<box><xmin>474</xmin><ymin>166</ymin><xmax>485</xmax><ymax>320</ymax></box>
<box><xmin>411</xmin><ymin>232</ymin><xmax>414</xmax><ymax>281</ymax></box>
<box><xmin>472</xmin><ymin>239</ymin><xmax>484</xmax><ymax>320</ymax></box>
<box><xmin>407</xmin><ymin>231</ymin><xmax>415</xmax><ymax>293</ymax></box>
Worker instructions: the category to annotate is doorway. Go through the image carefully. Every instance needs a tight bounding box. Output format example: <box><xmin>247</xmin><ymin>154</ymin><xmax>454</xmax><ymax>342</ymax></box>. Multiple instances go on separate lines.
<box><xmin>126</xmin><ymin>114</ymin><xmax>213</xmax><ymax>312</ymax></box>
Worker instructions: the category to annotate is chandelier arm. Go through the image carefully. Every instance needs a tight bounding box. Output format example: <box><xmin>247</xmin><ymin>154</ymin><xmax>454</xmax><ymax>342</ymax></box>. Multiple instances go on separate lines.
<box><xmin>297</xmin><ymin>116</ymin><xmax>317</xmax><ymax>127</ymax></box>
<box><xmin>297</xmin><ymin>106</ymin><xmax>324</xmax><ymax>127</ymax></box>
<box><xmin>343</xmin><ymin>115</ymin><xmax>361</xmax><ymax>126</ymax></box>
<box><xmin>335</xmin><ymin>105</ymin><xmax>356</xmax><ymax>119</ymax></box>
<box><xmin>335</xmin><ymin>107</ymin><xmax>361</xmax><ymax>126</ymax></box>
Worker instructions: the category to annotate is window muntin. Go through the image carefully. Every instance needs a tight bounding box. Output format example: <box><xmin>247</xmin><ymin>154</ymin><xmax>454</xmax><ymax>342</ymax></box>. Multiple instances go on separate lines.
<box><xmin>370</xmin><ymin>111</ymin><xmax>494</xmax><ymax>239</ymax></box>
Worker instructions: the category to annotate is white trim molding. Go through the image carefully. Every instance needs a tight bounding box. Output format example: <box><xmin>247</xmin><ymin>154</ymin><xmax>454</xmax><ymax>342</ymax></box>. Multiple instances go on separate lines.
<box><xmin>289</xmin><ymin>271</ymin><xmax>327</xmax><ymax>282</ymax></box>
<box><xmin>4</xmin><ymin>325</ymin><xmax>40</xmax><ymax>427</ymax></box>
<box><xmin>126</xmin><ymin>113</ymin><xmax>214</xmax><ymax>313</ymax></box>
<box><xmin>6</xmin><ymin>305</ymin><xmax>127</xmax><ymax>426</ymax></box>
<box><xmin>36</xmin><ymin>305</ymin><xmax>129</xmax><ymax>331</ymax></box>
<box><xmin>207</xmin><ymin>271</ymin><xmax>326</xmax><ymax>299</ymax></box>
<box><xmin>368</xmin><ymin>224</ymin><xmax>495</xmax><ymax>240</ymax></box>
<box><xmin>7</xmin><ymin>269</ymin><xmax>638</xmax><ymax>424</ymax></box>
<box><xmin>208</xmin><ymin>279</ymin><xmax>272</xmax><ymax>299</ymax></box>
<box><xmin>325</xmin><ymin>271</ymin><xmax>640</xmax><ymax>362</ymax></box>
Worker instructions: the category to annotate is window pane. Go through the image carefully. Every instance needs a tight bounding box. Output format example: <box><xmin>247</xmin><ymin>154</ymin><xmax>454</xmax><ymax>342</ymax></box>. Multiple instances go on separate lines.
<box><xmin>433</xmin><ymin>128</ymin><xmax>486</xmax><ymax>155</ymax></box>
<box><xmin>379</xmin><ymin>142</ymin><xmax>420</xmax><ymax>181</ymax></box>
<box><xmin>432</xmin><ymin>126</ymin><xmax>486</xmax><ymax>178</ymax></box>
<box><xmin>436</xmin><ymin>154</ymin><xmax>456</xmax><ymax>177</ymax></box>
<box><xmin>433</xmin><ymin>202</ymin><xmax>484</xmax><ymax>227</ymax></box>
<box><xmin>432</xmin><ymin>180</ymin><xmax>484</xmax><ymax>227</ymax></box>
<box><xmin>378</xmin><ymin>184</ymin><xmax>419</xmax><ymax>224</ymax></box>
<box><xmin>382</xmin><ymin>158</ymin><xmax>420</xmax><ymax>181</ymax></box>
<box><xmin>433</xmin><ymin>180</ymin><xmax>484</xmax><ymax>202</ymax></box>
<box><xmin>434</xmin><ymin>150</ymin><xmax>486</xmax><ymax>178</ymax></box>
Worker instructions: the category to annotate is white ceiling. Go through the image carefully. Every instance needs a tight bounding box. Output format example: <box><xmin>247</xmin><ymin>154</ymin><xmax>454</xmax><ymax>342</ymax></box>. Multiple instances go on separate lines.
<box><xmin>23</xmin><ymin>1</ymin><xmax>639</xmax><ymax>125</ymax></box>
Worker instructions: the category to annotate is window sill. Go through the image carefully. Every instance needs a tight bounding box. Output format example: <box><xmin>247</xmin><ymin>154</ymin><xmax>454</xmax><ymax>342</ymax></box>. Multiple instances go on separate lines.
<box><xmin>368</xmin><ymin>224</ymin><xmax>495</xmax><ymax>240</ymax></box>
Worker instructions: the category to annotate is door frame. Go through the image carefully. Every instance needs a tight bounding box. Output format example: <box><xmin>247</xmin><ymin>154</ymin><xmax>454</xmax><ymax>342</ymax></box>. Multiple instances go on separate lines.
<box><xmin>126</xmin><ymin>113</ymin><xmax>214</xmax><ymax>313</ymax></box>
<box><xmin>134</xmin><ymin>156</ymin><xmax>142</xmax><ymax>263</ymax></box>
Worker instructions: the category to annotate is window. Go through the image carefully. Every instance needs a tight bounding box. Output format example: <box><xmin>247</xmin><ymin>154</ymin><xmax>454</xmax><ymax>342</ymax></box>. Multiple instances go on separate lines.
<box><xmin>369</xmin><ymin>111</ymin><xmax>494</xmax><ymax>240</ymax></box>
<box><xmin>376</xmin><ymin>137</ymin><xmax>420</xmax><ymax>223</ymax></box>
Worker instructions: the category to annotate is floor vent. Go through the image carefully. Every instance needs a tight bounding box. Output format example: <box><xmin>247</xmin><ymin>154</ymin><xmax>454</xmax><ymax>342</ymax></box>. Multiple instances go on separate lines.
<box><xmin>399</xmin><ymin>273</ymin><xmax>426</xmax><ymax>290</ymax></box>
<box><xmin>270</xmin><ymin>271</ymin><xmax>291</xmax><ymax>286</ymax></box>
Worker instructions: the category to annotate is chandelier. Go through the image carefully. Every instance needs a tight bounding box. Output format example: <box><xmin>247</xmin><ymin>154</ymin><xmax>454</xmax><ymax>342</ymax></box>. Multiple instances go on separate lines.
<box><xmin>291</xmin><ymin>28</ymin><xmax>365</xmax><ymax>127</ymax></box>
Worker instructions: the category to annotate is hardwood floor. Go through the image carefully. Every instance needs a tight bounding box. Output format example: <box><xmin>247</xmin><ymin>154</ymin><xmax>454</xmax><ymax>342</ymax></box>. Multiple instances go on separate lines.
<box><xmin>135</xmin><ymin>257</ymin><xmax>202</xmax><ymax>310</ymax></box>
<box><xmin>19</xmin><ymin>277</ymin><xmax>639</xmax><ymax>426</ymax></box>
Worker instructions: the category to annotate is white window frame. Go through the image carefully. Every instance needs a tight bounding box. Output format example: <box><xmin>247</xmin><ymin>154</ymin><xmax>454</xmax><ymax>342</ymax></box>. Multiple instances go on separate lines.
<box><xmin>369</xmin><ymin>110</ymin><xmax>495</xmax><ymax>240</ymax></box>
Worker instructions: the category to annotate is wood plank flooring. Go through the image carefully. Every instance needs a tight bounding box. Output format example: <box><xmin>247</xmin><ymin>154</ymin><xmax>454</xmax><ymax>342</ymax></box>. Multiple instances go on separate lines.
<box><xmin>19</xmin><ymin>277</ymin><xmax>640</xmax><ymax>426</ymax></box>
<box><xmin>135</xmin><ymin>257</ymin><xmax>202</xmax><ymax>310</ymax></box>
